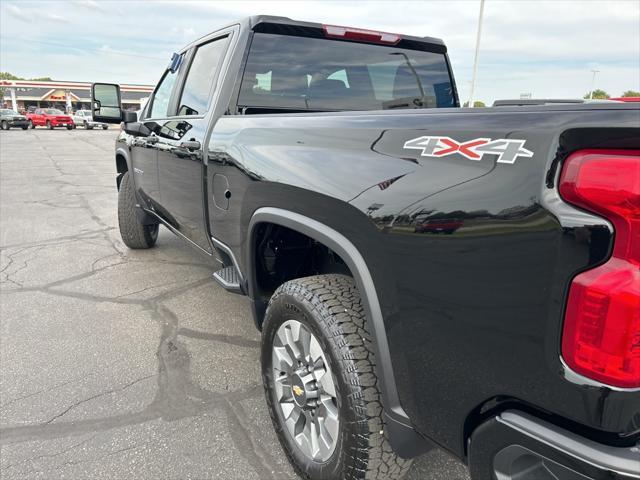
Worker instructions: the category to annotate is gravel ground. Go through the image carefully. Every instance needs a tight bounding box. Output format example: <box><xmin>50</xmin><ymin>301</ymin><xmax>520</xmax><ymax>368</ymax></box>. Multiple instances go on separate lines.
<box><xmin>0</xmin><ymin>129</ymin><xmax>470</xmax><ymax>480</ymax></box>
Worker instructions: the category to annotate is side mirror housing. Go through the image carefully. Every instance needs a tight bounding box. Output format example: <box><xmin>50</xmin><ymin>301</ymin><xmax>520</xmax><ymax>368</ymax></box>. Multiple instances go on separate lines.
<box><xmin>91</xmin><ymin>83</ymin><xmax>123</xmax><ymax>123</ymax></box>
<box><xmin>122</xmin><ymin>110</ymin><xmax>138</xmax><ymax>123</ymax></box>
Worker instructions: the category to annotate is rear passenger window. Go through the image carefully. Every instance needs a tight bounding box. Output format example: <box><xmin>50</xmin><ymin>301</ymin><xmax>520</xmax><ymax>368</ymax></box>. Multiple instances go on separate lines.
<box><xmin>178</xmin><ymin>36</ymin><xmax>229</xmax><ymax>116</ymax></box>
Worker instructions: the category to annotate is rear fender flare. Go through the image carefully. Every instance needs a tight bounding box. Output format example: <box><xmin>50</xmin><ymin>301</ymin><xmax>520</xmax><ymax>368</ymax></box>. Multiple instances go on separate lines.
<box><xmin>247</xmin><ymin>207</ymin><xmax>431</xmax><ymax>458</ymax></box>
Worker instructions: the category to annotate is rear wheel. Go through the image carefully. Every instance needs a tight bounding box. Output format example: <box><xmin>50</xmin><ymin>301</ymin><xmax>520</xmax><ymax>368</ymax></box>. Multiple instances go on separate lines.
<box><xmin>66</xmin><ymin>124</ymin><xmax>73</xmax><ymax>130</ymax></box>
<box><xmin>0</xmin><ymin>120</ymin><xmax>8</xmax><ymax>130</ymax></box>
<box><xmin>262</xmin><ymin>274</ymin><xmax>412</xmax><ymax>480</ymax></box>
<box><xmin>102</xmin><ymin>125</ymin><xmax>108</xmax><ymax>130</ymax></box>
<box><xmin>28</xmin><ymin>120</ymin><xmax>35</xmax><ymax>129</ymax></box>
<box><xmin>117</xmin><ymin>171</ymin><xmax>158</xmax><ymax>249</ymax></box>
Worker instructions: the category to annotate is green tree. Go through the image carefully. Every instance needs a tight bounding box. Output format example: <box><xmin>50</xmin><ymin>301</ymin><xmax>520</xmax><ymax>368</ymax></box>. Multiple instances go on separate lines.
<box><xmin>621</xmin><ymin>90</ymin><xmax>640</xmax><ymax>97</ymax></box>
<box><xmin>584</xmin><ymin>89</ymin><xmax>610</xmax><ymax>99</ymax></box>
<box><xmin>462</xmin><ymin>100</ymin><xmax>486</xmax><ymax>107</ymax></box>
<box><xmin>0</xmin><ymin>72</ymin><xmax>22</xmax><ymax>80</ymax></box>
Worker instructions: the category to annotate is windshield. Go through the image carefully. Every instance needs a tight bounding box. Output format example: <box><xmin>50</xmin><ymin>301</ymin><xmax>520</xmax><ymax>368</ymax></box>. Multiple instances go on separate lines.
<box><xmin>1</xmin><ymin>109</ymin><xmax>18</xmax><ymax>115</ymax></box>
<box><xmin>45</xmin><ymin>109</ymin><xmax>64</xmax><ymax>115</ymax></box>
<box><xmin>238</xmin><ymin>33</ymin><xmax>456</xmax><ymax>112</ymax></box>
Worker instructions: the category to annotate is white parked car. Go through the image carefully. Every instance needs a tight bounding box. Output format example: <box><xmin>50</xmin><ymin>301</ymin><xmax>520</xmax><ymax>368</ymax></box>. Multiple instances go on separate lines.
<box><xmin>72</xmin><ymin>110</ymin><xmax>109</xmax><ymax>130</ymax></box>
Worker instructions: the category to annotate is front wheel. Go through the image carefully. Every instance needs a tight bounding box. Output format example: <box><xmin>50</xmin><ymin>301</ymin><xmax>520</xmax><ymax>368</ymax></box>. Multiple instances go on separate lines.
<box><xmin>117</xmin><ymin>171</ymin><xmax>158</xmax><ymax>249</ymax></box>
<box><xmin>102</xmin><ymin>125</ymin><xmax>108</xmax><ymax>130</ymax></box>
<box><xmin>262</xmin><ymin>275</ymin><xmax>412</xmax><ymax>480</ymax></box>
<box><xmin>66</xmin><ymin>124</ymin><xmax>73</xmax><ymax>130</ymax></box>
<box><xmin>0</xmin><ymin>120</ymin><xmax>8</xmax><ymax>130</ymax></box>
<box><xmin>46</xmin><ymin>121</ymin><xmax>53</xmax><ymax>130</ymax></box>
<box><xmin>28</xmin><ymin>120</ymin><xmax>35</xmax><ymax>129</ymax></box>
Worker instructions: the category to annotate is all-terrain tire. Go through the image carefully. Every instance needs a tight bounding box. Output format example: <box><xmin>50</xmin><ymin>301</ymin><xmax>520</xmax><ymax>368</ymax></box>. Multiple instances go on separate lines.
<box><xmin>262</xmin><ymin>274</ymin><xmax>413</xmax><ymax>480</ymax></box>
<box><xmin>117</xmin><ymin>171</ymin><xmax>158</xmax><ymax>249</ymax></box>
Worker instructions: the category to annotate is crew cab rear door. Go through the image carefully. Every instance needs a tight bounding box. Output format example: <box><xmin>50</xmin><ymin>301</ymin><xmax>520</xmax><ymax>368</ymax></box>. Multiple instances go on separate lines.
<box><xmin>154</xmin><ymin>29</ymin><xmax>233</xmax><ymax>253</ymax></box>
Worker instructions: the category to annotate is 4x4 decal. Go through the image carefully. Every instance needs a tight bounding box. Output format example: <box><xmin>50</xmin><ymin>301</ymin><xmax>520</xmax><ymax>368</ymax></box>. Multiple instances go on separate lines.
<box><xmin>403</xmin><ymin>136</ymin><xmax>534</xmax><ymax>164</ymax></box>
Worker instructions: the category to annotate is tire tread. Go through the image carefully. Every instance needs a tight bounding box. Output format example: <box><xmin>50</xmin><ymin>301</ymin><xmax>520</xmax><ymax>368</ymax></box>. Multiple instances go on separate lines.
<box><xmin>265</xmin><ymin>274</ymin><xmax>412</xmax><ymax>480</ymax></box>
<box><xmin>117</xmin><ymin>171</ymin><xmax>158</xmax><ymax>249</ymax></box>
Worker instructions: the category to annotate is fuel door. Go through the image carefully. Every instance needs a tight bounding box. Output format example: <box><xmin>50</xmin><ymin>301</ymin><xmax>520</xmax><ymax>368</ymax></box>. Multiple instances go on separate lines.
<box><xmin>212</xmin><ymin>173</ymin><xmax>230</xmax><ymax>210</ymax></box>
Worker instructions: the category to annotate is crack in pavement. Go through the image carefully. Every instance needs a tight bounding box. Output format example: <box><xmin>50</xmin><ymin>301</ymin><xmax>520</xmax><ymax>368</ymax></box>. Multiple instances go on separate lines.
<box><xmin>43</xmin><ymin>375</ymin><xmax>158</xmax><ymax>425</ymax></box>
<box><xmin>178</xmin><ymin>327</ymin><xmax>261</xmax><ymax>349</ymax></box>
<box><xmin>0</xmin><ymin>366</ymin><xmax>120</xmax><ymax>410</ymax></box>
<box><xmin>1</xmin><ymin>434</ymin><xmax>99</xmax><ymax>474</ymax></box>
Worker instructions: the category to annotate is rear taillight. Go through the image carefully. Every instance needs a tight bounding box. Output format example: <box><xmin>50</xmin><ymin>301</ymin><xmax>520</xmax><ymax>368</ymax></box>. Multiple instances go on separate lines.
<box><xmin>322</xmin><ymin>24</ymin><xmax>401</xmax><ymax>45</ymax></box>
<box><xmin>559</xmin><ymin>149</ymin><xmax>640</xmax><ymax>388</ymax></box>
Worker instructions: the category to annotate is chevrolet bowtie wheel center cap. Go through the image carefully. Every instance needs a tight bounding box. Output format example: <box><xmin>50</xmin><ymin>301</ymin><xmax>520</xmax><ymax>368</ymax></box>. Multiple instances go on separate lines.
<box><xmin>272</xmin><ymin>320</ymin><xmax>340</xmax><ymax>461</ymax></box>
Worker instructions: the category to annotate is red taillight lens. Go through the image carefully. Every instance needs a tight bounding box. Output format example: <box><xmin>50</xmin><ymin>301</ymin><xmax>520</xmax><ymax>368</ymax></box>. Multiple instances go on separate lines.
<box><xmin>559</xmin><ymin>150</ymin><xmax>640</xmax><ymax>388</ymax></box>
<box><xmin>322</xmin><ymin>24</ymin><xmax>401</xmax><ymax>45</ymax></box>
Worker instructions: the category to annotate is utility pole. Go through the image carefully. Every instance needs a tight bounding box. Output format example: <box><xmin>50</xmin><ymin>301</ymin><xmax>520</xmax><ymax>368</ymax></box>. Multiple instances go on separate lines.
<box><xmin>589</xmin><ymin>69</ymin><xmax>600</xmax><ymax>99</ymax></box>
<box><xmin>467</xmin><ymin>0</ymin><xmax>485</xmax><ymax>108</ymax></box>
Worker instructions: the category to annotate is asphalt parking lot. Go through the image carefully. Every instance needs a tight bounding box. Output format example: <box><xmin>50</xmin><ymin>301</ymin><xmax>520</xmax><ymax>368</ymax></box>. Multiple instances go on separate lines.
<box><xmin>0</xmin><ymin>129</ymin><xmax>470</xmax><ymax>480</ymax></box>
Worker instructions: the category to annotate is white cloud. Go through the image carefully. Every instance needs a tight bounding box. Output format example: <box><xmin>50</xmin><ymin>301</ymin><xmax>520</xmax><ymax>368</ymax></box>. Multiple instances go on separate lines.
<box><xmin>73</xmin><ymin>0</ymin><xmax>107</xmax><ymax>12</ymax></box>
<box><xmin>4</xmin><ymin>3</ymin><xmax>31</xmax><ymax>22</ymax></box>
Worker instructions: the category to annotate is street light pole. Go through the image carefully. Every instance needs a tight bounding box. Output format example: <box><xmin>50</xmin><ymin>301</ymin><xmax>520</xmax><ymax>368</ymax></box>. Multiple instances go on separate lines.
<box><xmin>589</xmin><ymin>69</ymin><xmax>600</xmax><ymax>99</ymax></box>
<box><xmin>468</xmin><ymin>0</ymin><xmax>485</xmax><ymax>108</ymax></box>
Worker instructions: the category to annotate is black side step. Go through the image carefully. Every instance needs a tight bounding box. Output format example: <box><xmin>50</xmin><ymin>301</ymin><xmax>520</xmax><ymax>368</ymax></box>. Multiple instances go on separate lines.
<box><xmin>212</xmin><ymin>266</ymin><xmax>243</xmax><ymax>294</ymax></box>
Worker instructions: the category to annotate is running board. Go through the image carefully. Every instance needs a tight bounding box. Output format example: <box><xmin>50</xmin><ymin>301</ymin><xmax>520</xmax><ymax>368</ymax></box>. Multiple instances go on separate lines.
<box><xmin>213</xmin><ymin>266</ymin><xmax>243</xmax><ymax>294</ymax></box>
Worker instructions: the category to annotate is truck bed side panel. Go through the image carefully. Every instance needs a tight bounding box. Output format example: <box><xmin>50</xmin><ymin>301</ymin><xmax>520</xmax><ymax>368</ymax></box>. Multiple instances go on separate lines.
<box><xmin>206</xmin><ymin>106</ymin><xmax>640</xmax><ymax>456</ymax></box>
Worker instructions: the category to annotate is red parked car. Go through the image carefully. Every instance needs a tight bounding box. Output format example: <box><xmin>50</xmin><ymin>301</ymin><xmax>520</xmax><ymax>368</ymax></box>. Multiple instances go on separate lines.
<box><xmin>610</xmin><ymin>96</ymin><xmax>640</xmax><ymax>102</ymax></box>
<box><xmin>26</xmin><ymin>108</ymin><xmax>75</xmax><ymax>130</ymax></box>
<box><xmin>414</xmin><ymin>218</ymin><xmax>464</xmax><ymax>234</ymax></box>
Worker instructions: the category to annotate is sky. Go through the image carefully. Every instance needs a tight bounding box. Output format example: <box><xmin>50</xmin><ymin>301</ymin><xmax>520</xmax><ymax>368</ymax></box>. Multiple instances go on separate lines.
<box><xmin>0</xmin><ymin>0</ymin><xmax>639</xmax><ymax>104</ymax></box>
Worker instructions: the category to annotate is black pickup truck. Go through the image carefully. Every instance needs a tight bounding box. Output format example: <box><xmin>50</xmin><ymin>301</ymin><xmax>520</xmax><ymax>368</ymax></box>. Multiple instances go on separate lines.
<box><xmin>91</xmin><ymin>15</ymin><xmax>640</xmax><ymax>480</ymax></box>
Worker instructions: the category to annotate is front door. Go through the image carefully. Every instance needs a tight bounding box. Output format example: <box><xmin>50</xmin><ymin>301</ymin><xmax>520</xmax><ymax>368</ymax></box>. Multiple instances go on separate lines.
<box><xmin>131</xmin><ymin>64</ymin><xmax>182</xmax><ymax>209</ymax></box>
<box><xmin>156</xmin><ymin>34</ymin><xmax>231</xmax><ymax>253</ymax></box>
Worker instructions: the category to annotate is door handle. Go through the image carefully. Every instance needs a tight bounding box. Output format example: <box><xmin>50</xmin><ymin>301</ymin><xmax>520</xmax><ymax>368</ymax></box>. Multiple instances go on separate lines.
<box><xmin>146</xmin><ymin>134</ymin><xmax>159</xmax><ymax>145</ymax></box>
<box><xmin>180</xmin><ymin>140</ymin><xmax>201</xmax><ymax>151</ymax></box>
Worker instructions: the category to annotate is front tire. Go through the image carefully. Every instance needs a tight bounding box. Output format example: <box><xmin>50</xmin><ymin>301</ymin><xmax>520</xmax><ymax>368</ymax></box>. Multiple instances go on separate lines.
<box><xmin>66</xmin><ymin>124</ymin><xmax>73</xmax><ymax>130</ymax></box>
<box><xmin>0</xmin><ymin>120</ymin><xmax>8</xmax><ymax>130</ymax></box>
<box><xmin>262</xmin><ymin>274</ymin><xmax>412</xmax><ymax>480</ymax></box>
<box><xmin>117</xmin><ymin>171</ymin><xmax>158</xmax><ymax>249</ymax></box>
<box><xmin>46</xmin><ymin>121</ymin><xmax>53</xmax><ymax>130</ymax></box>
<box><xmin>29</xmin><ymin>120</ymin><xmax>35</xmax><ymax>129</ymax></box>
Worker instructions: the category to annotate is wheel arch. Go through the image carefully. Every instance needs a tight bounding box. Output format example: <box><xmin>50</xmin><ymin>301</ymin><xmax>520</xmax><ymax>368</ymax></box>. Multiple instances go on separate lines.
<box><xmin>246</xmin><ymin>207</ymin><xmax>432</xmax><ymax>458</ymax></box>
<box><xmin>115</xmin><ymin>147</ymin><xmax>130</xmax><ymax>190</ymax></box>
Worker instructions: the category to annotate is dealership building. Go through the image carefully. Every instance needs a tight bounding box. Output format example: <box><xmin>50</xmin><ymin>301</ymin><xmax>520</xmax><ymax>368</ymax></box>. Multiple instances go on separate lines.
<box><xmin>1</xmin><ymin>80</ymin><xmax>153</xmax><ymax>112</ymax></box>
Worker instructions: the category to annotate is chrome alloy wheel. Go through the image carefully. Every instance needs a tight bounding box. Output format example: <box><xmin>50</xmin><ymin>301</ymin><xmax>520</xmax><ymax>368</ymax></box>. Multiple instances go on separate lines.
<box><xmin>272</xmin><ymin>319</ymin><xmax>340</xmax><ymax>462</ymax></box>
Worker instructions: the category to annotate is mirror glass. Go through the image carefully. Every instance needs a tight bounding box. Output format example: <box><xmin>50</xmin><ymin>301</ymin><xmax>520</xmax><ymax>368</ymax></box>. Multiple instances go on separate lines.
<box><xmin>93</xmin><ymin>84</ymin><xmax>121</xmax><ymax>120</ymax></box>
